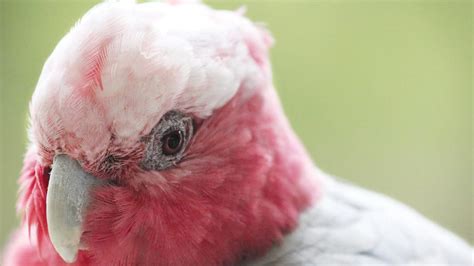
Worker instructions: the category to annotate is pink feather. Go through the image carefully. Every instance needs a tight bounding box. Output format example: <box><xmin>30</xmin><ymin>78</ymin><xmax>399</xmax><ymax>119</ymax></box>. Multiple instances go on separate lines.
<box><xmin>3</xmin><ymin>1</ymin><xmax>321</xmax><ymax>265</ymax></box>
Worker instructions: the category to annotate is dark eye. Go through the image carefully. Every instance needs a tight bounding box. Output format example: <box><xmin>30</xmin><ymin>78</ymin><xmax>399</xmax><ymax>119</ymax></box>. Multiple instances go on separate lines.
<box><xmin>162</xmin><ymin>130</ymin><xmax>184</xmax><ymax>156</ymax></box>
<box><xmin>140</xmin><ymin>110</ymin><xmax>193</xmax><ymax>171</ymax></box>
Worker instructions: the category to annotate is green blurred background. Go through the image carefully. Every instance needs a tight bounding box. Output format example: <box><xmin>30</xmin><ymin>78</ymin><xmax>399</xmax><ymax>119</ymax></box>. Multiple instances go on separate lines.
<box><xmin>0</xmin><ymin>0</ymin><xmax>472</xmax><ymax>249</ymax></box>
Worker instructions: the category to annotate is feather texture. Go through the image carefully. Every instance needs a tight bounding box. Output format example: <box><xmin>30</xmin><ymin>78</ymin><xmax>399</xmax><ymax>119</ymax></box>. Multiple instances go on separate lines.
<box><xmin>247</xmin><ymin>173</ymin><xmax>473</xmax><ymax>265</ymax></box>
<box><xmin>3</xmin><ymin>1</ymin><xmax>472</xmax><ymax>266</ymax></box>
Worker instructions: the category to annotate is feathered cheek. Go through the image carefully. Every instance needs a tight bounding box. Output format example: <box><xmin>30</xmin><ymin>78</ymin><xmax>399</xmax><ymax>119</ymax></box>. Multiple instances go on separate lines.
<box><xmin>17</xmin><ymin>155</ymin><xmax>51</xmax><ymax>257</ymax></box>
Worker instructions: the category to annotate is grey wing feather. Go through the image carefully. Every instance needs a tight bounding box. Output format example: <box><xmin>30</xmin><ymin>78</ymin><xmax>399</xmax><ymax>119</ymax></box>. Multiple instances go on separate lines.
<box><xmin>246</xmin><ymin>173</ymin><xmax>473</xmax><ymax>266</ymax></box>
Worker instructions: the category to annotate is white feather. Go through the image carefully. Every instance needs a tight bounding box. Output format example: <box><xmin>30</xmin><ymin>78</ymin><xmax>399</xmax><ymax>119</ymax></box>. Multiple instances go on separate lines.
<box><xmin>30</xmin><ymin>1</ymin><xmax>269</xmax><ymax>163</ymax></box>
<box><xmin>247</xmin><ymin>172</ymin><xmax>473</xmax><ymax>265</ymax></box>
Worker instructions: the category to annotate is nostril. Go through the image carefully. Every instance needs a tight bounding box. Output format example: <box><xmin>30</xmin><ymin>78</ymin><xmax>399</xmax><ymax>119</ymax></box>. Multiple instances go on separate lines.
<box><xmin>95</xmin><ymin>153</ymin><xmax>129</xmax><ymax>180</ymax></box>
<box><xmin>105</xmin><ymin>154</ymin><xmax>119</xmax><ymax>164</ymax></box>
<box><xmin>102</xmin><ymin>154</ymin><xmax>124</xmax><ymax>172</ymax></box>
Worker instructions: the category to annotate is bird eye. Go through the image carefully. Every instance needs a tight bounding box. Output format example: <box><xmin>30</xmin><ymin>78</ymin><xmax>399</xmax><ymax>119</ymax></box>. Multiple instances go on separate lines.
<box><xmin>140</xmin><ymin>110</ymin><xmax>193</xmax><ymax>171</ymax></box>
<box><xmin>161</xmin><ymin>130</ymin><xmax>184</xmax><ymax>156</ymax></box>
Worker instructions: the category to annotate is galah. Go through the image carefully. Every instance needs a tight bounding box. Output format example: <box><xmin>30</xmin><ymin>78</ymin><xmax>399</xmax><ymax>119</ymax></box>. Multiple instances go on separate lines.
<box><xmin>3</xmin><ymin>1</ymin><xmax>472</xmax><ymax>265</ymax></box>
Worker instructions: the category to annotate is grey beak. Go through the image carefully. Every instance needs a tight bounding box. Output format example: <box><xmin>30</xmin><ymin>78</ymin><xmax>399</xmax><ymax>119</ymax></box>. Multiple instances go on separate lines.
<box><xmin>46</xmin><ymin>154</ymin><xmax>103</xmax><ymax>263</ymax></box>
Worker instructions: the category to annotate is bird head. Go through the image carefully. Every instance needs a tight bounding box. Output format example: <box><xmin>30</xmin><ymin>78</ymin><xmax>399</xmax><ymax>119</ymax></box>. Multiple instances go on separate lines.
<box><xmin>21</xmin><ymin>1</ymin><xmax>318</xmax><ymax>265</ymax></box>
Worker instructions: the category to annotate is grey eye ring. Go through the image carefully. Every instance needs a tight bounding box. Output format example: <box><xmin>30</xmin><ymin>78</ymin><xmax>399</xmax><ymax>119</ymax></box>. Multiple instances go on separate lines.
<box><xmin>140</xmin><ymin>110</ymin><xmax>193</xmax><ymax>171</ymax></box>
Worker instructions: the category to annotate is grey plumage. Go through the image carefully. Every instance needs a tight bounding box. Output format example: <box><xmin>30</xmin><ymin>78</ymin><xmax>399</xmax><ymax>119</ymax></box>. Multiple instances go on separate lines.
<box><xmin>247</xmin><ymin>172</ymin><xmax>473</xmax><ymax>266</ymax></box>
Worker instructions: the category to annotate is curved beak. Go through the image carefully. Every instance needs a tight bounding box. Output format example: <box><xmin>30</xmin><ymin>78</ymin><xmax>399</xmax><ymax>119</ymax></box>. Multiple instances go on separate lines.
<box><xmin>46</xmin><ymin>154</ymin><xmax>103</xmax><ymax>263</ymax></box>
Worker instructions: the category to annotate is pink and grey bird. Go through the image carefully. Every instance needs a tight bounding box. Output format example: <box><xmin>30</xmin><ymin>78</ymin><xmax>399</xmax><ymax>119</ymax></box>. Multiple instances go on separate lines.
<box><xmin>2</xmin><ymin>1</ymin><xmax>472</xmax><ymax>265</ymax></box>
